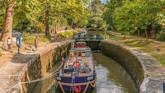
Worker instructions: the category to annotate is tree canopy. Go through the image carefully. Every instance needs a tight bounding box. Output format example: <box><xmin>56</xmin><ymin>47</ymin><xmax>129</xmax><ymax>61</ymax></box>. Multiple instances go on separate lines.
<box><xmin>87</xmin><ymin>0</ymin><xmax>107</xmax><ymax>31</ymax></box>
<box><xmin>103</xmin><ymin>0</ymin><xmax>165</xmax><ymax>39</ymax></box>
<box><xmin>0</xmin><ymin>0</ymin><xmax>90</xmax><ymax>32</ymax></box>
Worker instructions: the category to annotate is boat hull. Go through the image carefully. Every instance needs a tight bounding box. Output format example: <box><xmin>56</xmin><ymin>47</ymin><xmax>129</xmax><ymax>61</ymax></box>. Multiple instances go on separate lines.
<box><xmin>56</xmin><ymin>76</ymin><xmax>96</xmax><ymax>93</ymax></box>
<box><xmin>57</xmin><ymin>84</ymin><xmax>95</xmax><ymax>93</ymax></box>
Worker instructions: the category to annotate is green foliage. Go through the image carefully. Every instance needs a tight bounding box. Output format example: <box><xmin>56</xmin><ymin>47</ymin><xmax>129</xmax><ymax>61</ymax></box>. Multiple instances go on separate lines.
<box><xmin>87</xmin><ymin>0</ymin><xmax>107</xmax><ymax>31</ymax></box>
<box><xmin>56</xmin><ymin>31</ymin><xmax>74</xmax><ymax>38</ymax></box>
<box><xmin>103</xmin><ymin>0</ymin><xmax>164</xmax><ymax>36</ymax></box>
<box><xmin>22</xmin><ymin>32</ymin><xmax>35</xmax><ymax>45</ymax></box>
<box><xmin>157</xmin><ymin>34</ymin><xmax>165</xmax><ymax>42</ymax></box>
<box><xmin>0</xmin><ymin>0</ymin><xmax>90</xmax><ymax>34</ymax></box>
<box><xmin>38</xmin><ymin>36</ymin><xmax>49</xmax><ymax>42</ymax></box>
<box><xmin>103</xmin><ymin>0</ymin><xmax>124</xmax><ymax>30</ymax></box>
<box><xmin>22</xmin><ymin>32</ymin><xmax>49</xmax><ymax>45</ymax></box>
<box><xmin>0</xmin><ymin>2</ymin><xmax>5</xmax><ymax>31</ymax></box>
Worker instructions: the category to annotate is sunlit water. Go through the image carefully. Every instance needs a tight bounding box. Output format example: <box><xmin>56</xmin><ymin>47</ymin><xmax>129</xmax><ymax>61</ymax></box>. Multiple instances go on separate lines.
<box><xmin>33</xmin><ymin>53</ymin><xmax>138</xmax><ymax>93</ymax></box>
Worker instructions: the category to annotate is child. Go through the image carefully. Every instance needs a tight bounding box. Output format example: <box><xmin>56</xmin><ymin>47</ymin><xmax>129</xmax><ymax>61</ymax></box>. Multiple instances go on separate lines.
<box><xmin>7</xmin><ymin>37</ymin><xmax>11</xmax><ymax>51</ymax></box>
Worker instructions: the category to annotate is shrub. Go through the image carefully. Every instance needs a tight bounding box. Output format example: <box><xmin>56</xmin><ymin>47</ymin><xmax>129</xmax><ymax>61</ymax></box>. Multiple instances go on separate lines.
<box><xmin>157</xmin><ymin>34</ymin><xmax>165</xmax><ymax>42</ymax></box>
<box><xmin>38</xmin><ymin>36</ymin><xmax>49</xmax><ymax>42</ymax></box>
<box><xmin>56</xmin><ymin>31</ymin><xmax>74</xmax><ymax>38</ymax></box>
<box><xmin>22</xmin><ymin>32</ymin><xmax>49</xmax><ymax>45</ymax></box>
<box><xmin>24</xmin><ymin>36</ymin><xmax>35</xmax><ymax>45</ymax></box>
<box><xmin>22</xmin><ymin>32</ymin><xmax>30</xmax><ymax>41</ymax></box>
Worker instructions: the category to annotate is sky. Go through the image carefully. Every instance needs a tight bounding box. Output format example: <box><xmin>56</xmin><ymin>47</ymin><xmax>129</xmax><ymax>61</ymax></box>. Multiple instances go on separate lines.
<box><xmin>101</xmin><ymin>0</ymin><xmax>108</xmax><ymax>3</ymax></box>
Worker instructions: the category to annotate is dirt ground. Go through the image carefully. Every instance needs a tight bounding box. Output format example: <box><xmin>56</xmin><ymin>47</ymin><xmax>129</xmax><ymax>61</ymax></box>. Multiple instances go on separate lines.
<box><xmin>0</xmin><ymin>41</ymin><xmax>50</xmax><ymax>68</ymax></box>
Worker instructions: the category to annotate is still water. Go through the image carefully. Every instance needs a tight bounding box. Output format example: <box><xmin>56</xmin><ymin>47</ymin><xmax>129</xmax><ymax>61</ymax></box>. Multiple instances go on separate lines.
<box><xmin>92</xmin><ymin>53</ymin><xmax>138</xmax><ymax>93</ymax></box>
<box><xmin>46</xmin><ymin>53</ymin><xmax>138</xmax><ymax>93</ymax></box>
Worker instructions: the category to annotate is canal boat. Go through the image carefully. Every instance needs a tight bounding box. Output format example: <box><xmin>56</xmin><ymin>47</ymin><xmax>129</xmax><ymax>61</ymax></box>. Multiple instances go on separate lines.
<box><xmin>55</xmin><ymin>42</ymin><xmax>96</xmax><ymax>93</ymax></box>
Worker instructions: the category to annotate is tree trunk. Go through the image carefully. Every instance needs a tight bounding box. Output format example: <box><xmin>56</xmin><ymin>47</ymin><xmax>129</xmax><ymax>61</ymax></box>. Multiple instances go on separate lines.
<box><xmin>55</xmin><ymin>21</ymin><xmax>58</xmax><ymax>34</ymax></box>
<box><xmin>45</xmin><ymin>9</ymin><xmax>50</xmax><ymax>37</ymax></box>
<box><xmin>145</xmin><ymin>29</ymin><xmax>149</xmax><ymax>42</ymax></box>
<box><xmin>0</xmin><ymin>2</ymin><xmax>14</xmax><ymax>45</ymax></box>
<box><xmin>71</xmin><ymin>20</ymin><xmax>74</xmax><ymax>28</ymax></box>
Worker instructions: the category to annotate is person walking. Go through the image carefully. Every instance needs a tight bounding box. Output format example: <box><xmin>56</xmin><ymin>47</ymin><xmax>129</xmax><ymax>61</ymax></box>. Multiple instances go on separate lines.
<box><xmin>34</xmin><ymin>36</ymin><xmax>38</xmax><ymax>51</ymax></box>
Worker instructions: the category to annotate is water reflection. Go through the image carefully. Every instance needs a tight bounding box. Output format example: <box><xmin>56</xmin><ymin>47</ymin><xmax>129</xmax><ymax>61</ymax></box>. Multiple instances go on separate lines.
<box><xmin>93</xmin><ymin>53</ymin><xmax>138</xmax><ymax>93</ymax></box>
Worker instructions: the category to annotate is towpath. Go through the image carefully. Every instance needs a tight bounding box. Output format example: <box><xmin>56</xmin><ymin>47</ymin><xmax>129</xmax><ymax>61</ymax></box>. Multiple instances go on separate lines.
<box><xmin>0</xmin><ymin>40</ymin><xmax>72</xmax><ymax>93</ymax></box>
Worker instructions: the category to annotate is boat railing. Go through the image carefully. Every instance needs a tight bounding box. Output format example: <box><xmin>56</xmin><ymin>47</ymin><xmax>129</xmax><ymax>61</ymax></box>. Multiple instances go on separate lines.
<box><xmin>73</xmin><ymin>34</ymin><xmax>105</xmax><ymax>41</ymax></box>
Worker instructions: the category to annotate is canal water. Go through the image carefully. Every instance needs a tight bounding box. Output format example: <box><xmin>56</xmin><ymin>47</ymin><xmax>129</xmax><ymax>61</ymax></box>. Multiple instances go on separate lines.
<box><xmin>46</xmin><ymin>53</ymin><xmax>138</xmax><ymax>93</ymax></box>
<box><xmin>92</xmin><ymin>53</ymin><xmax>138</xmax><ymax>93</ymax></box>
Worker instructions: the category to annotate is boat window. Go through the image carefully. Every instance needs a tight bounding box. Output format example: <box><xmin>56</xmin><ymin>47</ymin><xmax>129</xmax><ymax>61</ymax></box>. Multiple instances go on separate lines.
<box><xmin>82</xmin><ymin>52</ymin><xmax>86</xmax><ymax>56</ymax></box>
<box><xmin>78</xmin><ymin>52</ymin><xmax>81</xmax><ymax>56</ymax></box>
<box><xmin>74</xmin><ymin>52</ymin><xmax>77</xmax><ymax>56</ymax></box>
<box><xmin>70</xmin><ymin>52</ymin><xmax>73</xmax><ymax>57</ymax></box>
<box><xmin>86</xmin><ymin>52</ymin><xmax>89</xmax><ymax>56</ymax></box>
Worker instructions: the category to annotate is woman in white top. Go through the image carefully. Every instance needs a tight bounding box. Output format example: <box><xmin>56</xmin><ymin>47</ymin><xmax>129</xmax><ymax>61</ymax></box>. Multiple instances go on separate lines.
<box><xmin>7</xmin><ymin>37</ymin><xmax>11</xmax><ymax>51</ymax></box>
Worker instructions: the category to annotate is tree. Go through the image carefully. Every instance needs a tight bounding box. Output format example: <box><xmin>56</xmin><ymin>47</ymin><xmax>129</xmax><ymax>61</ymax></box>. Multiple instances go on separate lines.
<box><xmin>0</xmin><ymin>0</ymin><xmax>90</xmax><ymax>44</ymax></box>
<box><xmin>0</xmin><ymin>1</ymin><xmax>14</xmax><ymax>45</ymax></box>
<box><xmin>87</xmin><ymin>0</ymin><xmax>107</xmax><ymax>31</ymax></box>
<box><xmin>0</xmin><ymin>0</ymin><xmax>39</xmax><ymax>46</ymax></box>
<box><xmin>103</xmin><ymin>0</ymin><xmax>125</xmax><ymax>30</ymax></box>
<box><xmin>104</xmin><ymin>0</ymin><xmax>164</xmax><ymax>41</ymax></box>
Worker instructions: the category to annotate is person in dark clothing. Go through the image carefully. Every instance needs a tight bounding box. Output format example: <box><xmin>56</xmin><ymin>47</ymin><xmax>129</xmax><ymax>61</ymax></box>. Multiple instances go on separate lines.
<box><xmin>62</xmin><ymin>58</ymin><xmax>65</xmax><ymax>74</ymax></box>
<box><xmin>34</xmin><ymin>36</ymin><xmax>38</xmax><ymax>50</ymax></box>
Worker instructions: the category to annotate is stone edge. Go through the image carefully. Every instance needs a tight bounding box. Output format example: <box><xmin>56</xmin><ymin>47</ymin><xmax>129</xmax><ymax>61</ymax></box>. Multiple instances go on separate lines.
<box><xmin>102</xmin><ymin>39</ymin><xmax>165</xmax><ymax>93</ymax></box>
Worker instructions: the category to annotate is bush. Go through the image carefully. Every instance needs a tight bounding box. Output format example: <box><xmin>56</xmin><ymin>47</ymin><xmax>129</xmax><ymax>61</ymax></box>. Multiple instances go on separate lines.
<box><xmin>56</xmin><ymin>31</ymin><xmax>74</xmax><ymax>38</ymax></box>
<box><xmin>157</xmin><ymin>34</ymin><xmax>165</xmax><ymax>42</ymax></box>
<box><xmin>24</xmin><ymin>36</ymin><xmax>35</xmax><ymax>45</ymax></box>
<box><xmin>22</xmin><ymin>32</ymin><xmax>30</xmax><ymax>41</ymax></box>
<box><xmin>38</xmin><ymin>36</ymin><xmax>49</xmax><ymax>42</ymax></box>
<box><xmin>22</xmin><ymin>32</ymin><xmax>49</xmax><ymax>45</ymax></box>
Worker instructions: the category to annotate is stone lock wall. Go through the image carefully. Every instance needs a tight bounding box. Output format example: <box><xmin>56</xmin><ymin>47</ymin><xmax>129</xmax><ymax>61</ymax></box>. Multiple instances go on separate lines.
<box><xmin>101</xmin><ymin>40</ymin><xmax>165</xmax><ymax>93</ymax></box>
<box><xmin>101</xmin><ymin>40</ymin><xmax>144</xmax><ymax>91</ymax></box>
<box><xmin>21</xmin><ymin>42</ymin><xmax>72</xmax><ymax>93</ymax></box>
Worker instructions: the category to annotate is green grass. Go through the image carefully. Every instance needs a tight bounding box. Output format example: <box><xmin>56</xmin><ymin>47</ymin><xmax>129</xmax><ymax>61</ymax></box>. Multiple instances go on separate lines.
<box><xmin>110</xmin><ymin>34</ymin><xmax>165</xmax><ymax>67</ymax></box>
<box><xmin>38</xmin><ymin>36</ymin><xmax>49</xmax><ymax>42</ymax></box>
<box><xmin>122</xmin><ymin>40</ymin><xmax>153</xmax><ymax>47</ymax></box>
<box><xmin>88</xmin><ymin>30</ymin><xmax>165</xmax><ymax>67</ymax></box>
<box><xmin>151</xmin><ymin>54</ymin><xmax>165</xmax><ymax>66</ymax></box>
<box><xmin>56</xmin><ymin>30</ymin><xmax>80</xmax><ymax>39</ymax></box>
<box><xmin>22</xmin><ymin>32</ymin><xmax>49</xmax><ymax>45</ymax></box>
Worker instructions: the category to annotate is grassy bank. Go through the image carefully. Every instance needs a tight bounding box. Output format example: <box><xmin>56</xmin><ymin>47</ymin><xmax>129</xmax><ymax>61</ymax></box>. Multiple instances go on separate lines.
<box><xmin>56</xmin><ymin>30</ymin><xmax>80</xmax><ymax>39</ymax></box>
<box><xmin>88</xmin><ymin>31</ymin><xmax>165</xmax><ymax>67</ymax></box>
<box><xmin>22</xmin><ymin>32</ymin><xmax>49</xmax><ymax>46</ymax></box>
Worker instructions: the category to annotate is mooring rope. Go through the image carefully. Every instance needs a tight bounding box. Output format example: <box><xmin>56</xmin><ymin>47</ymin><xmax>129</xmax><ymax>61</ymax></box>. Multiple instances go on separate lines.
<box><xmin>1</xmin><ymin>62</ymin><xmax>63</xmax><ymax>93</ymax></box>
<box><xmin>55</xmin><ymin>76</ymin><xmax>97</xmax><ymax>93</ymax></box>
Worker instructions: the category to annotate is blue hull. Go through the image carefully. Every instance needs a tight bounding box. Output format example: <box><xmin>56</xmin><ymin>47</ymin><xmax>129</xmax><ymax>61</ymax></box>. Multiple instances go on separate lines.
<box><xmin>57</xmin><ymin>85</ymin><xmax>94</xmax><ymax>93</ymax></box>
<box><xmin>56</xmin><ymin>75</ymin><xmax>96</xmax><ymax>93</ymax></box>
